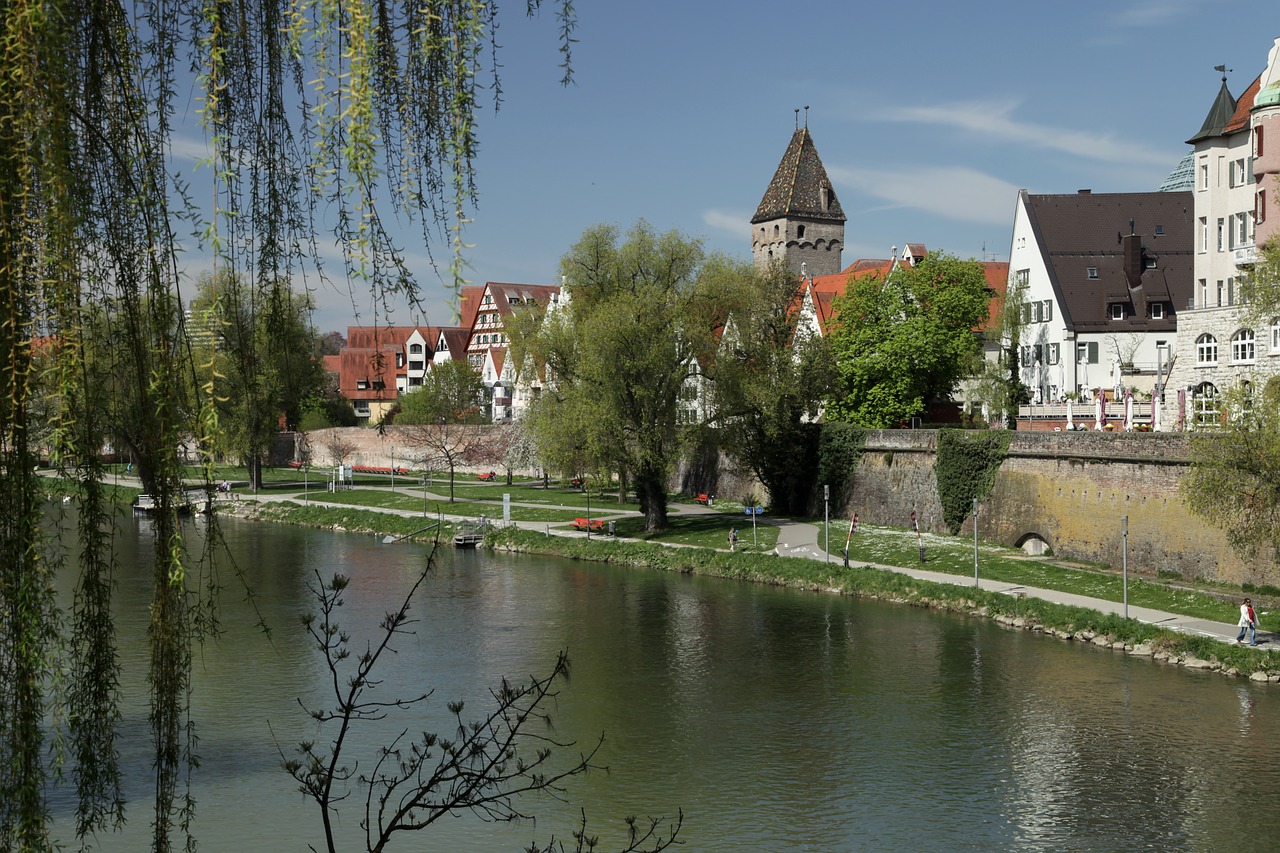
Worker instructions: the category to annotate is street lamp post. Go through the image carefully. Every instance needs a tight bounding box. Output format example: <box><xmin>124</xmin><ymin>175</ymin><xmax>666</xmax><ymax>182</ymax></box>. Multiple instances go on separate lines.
<box><xmin>973</xmin><ymin>497</ymin><xmax>979</xmax><ymax>587</ymax></box>
<box><xmin>585</xmin><ymin>484</ymin><xmax>591</xmax><ymax>540</ymax></box>
<box><xmin>824</xmin><ymin>484</ymin><xmax>830</xmax><ymax>564</ymax></box>
<box><xmin>1122</xmin><ymin>515</ymin><xmax>1129</xmax><ymax>619</ymax></box>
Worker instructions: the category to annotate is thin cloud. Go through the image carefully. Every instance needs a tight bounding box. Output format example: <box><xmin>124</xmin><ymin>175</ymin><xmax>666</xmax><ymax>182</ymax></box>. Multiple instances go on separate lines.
<box><xmin>1110</xmin><ymin>0</ymin><xmax>1197</xmax><ymax>28</ymax></box>
<box><xmin>702</xmin><ymin>208</ymin><xmax>749</xmax><ymax>239</ymax></box>
<box><xmin>882</xmin><ymin>98</ymin><xmax>1170</xmax><ymax>165</ymax></box>
<box><xmin>829</xmin><ymin>165</ymin><xmax>1017</xmax><ymax>226</ymax></box>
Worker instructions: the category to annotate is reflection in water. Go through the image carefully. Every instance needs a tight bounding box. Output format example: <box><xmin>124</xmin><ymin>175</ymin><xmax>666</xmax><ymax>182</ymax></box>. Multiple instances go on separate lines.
<box><xmin>46</xmin><ymin>513</ymin><xmax>1280</xmax><ymax>852</ymax></box>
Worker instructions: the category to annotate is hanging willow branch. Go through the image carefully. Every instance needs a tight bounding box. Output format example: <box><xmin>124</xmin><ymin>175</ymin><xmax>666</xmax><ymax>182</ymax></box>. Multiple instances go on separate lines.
<box><xmin>0</xmin><ymin>1</ymin><xmax>575</xmax><ymax>850</ymax></box>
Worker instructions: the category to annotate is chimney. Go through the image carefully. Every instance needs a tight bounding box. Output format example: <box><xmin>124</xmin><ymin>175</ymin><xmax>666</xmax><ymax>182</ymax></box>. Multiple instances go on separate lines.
<box><xmin>1123</xmin><ymin>233</ymin><xmax>1143</xmax><ymax>289</ymax></box>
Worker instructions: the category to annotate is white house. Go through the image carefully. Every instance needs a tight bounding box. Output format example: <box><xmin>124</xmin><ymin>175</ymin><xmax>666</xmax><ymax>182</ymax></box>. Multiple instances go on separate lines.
<box><xmin>1007</xmin><ymin>189</ymin><xmax>1193</xmax><ymax>405</ymax></box>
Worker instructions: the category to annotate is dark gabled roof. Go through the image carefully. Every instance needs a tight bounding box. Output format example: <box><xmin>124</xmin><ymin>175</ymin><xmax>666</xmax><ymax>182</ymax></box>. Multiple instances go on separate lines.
<box><xmin>1187</xmin><ymin>80</ymin><xmax>1238</xmax><ymax>144</ymax></box>
<box><xmin>751</xmin><ymin>128</ymin><xmax>846</xmax><ymax>224</ymax></box>
<box><xmin>1022</xmin><ymin>191</ymin><xmax>1194</xmax><ymax>335</ymax></box>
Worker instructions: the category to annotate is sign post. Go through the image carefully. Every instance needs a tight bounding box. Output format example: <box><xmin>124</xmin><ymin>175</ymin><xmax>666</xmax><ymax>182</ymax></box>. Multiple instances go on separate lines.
<box><xmin>912</xmin><ymin>509</ymin><xmax>924</xmax><ymax>563</ymax></box>
<box><xmin>843</xmin><ymin>512</ymin><xmax>858</xmax><ymax>567</ymax></box>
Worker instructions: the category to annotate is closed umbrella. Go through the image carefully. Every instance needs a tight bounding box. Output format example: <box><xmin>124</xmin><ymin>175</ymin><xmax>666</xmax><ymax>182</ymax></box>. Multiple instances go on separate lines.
<box><xmin>1094</xmin><ymin>391</ymin><xmax>1105</xmax><ymax>430</ymax></box>
<box><xmin>1066</xmin><ymin>399</ymin><xmax>1074</xmax><ymax>430</ymax></box>
<box><xmin>1123</xmin><ymin>389</ymin><xmax>1133</xmax><ymax>431</ymax></box>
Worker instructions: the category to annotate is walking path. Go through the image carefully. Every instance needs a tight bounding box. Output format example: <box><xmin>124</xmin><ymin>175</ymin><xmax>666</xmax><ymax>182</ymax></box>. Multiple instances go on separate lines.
<box><xmin>769</xmin><ymin>511</ymin><xmax>1261</xmax><ymax>647</ymax></box>
<box><xmin>106</xmin><ymin>472</ymin><xmax>1261</xmax><ymax>649</ymax></box>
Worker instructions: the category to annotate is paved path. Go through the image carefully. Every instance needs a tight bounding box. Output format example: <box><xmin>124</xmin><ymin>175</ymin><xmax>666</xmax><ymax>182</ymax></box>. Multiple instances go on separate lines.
<box><xmin>105</xmin><ymin>473</ymin><xmax>1261</xmax><ymax>649</ymax></box>
<box><xmin>767</xmin><ymin>512</ymin><xmax>1263</xmax><ymax>648</ymax></box>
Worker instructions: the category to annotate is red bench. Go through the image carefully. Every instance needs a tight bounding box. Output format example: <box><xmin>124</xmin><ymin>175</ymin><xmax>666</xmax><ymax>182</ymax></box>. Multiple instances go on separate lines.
<box><xmin>477</xmin><ymin>471</ymin><xmax>496</xmax><ymax>481</ymax></box>
<box><xmin>571</xmin><ymin>518</ymin><xmax>605</xmax><ymax>532</ymax></box>
<box><xmin>695</xmin><ymin>493</ymin><xmax>710</xmax><ymax>505</ymax></box>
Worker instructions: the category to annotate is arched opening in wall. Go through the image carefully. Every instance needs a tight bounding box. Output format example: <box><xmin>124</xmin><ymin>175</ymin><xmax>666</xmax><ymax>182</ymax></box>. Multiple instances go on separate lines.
<box><xmin>1015</xmin><ymin>532</ymin><xmax>1051</xmax><ymax>556</ymax></box>
<box><xmin>797</xmin><ymin>224</ymin><xmax>806</xmax><ymax>239</ymax></box>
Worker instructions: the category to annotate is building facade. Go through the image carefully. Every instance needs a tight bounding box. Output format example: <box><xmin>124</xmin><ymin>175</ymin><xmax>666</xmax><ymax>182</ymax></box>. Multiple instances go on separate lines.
<box><xmin>1165</xmin><ymin>37</ymin><xmax>1280</xmax><ymax>427</ymax></box>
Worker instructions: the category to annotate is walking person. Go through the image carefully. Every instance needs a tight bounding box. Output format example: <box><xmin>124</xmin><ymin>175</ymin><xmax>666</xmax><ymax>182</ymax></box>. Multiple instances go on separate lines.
<box><xmin>728</xmin><ymin>528</ymin><xmax>738</xmax><ymax>552</ymax></box>
<box><xmin>1237</xmin><ymin>597</ymin><xmax>1259</xmax><ymax>646</ymax></box>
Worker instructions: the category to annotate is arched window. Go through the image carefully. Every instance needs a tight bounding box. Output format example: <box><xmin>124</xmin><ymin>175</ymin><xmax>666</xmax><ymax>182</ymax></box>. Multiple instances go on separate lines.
<box><xmin>796</xmin><ymin>224</ymin><xmax>806</xmax><ymax>239</ymax></box>
<box><xmin>1231</xmin><ymin>329</ymin><xmax>1256</xmax><ymax>363</ymax></box>
<box><xmin>1196</xmin><ymin>333</ymin><xmax>1218</xmax><ymax>365</ymax></box>
<box><xmin>1192</xmin><ymin>382</ymin><xmax>1220</xmax><ymax>427</ymax></box>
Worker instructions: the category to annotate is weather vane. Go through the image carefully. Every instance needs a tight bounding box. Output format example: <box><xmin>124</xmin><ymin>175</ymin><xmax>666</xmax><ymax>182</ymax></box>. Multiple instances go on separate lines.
<box><xmin>1214</xmin><ymin>64</ymin><xmax>1232</xmax><ymax>82</ymax></box>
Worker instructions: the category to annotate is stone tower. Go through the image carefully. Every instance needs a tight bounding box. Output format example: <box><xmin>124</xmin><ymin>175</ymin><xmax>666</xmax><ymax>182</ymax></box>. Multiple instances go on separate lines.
<box><xmin>751</xmin><ymin>126</ymin><xmax>846</xmax><ymax>276</ymax></box>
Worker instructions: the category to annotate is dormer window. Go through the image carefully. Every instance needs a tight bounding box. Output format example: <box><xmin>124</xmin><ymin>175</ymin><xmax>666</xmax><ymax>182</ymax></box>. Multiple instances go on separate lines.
<box><xmin>1087</xmin><ymin>267</ymin><xmax>1099</xmax><ymax>279</ymax></box>
<box><xmin>1155</xmin><ymin>225</ymin><xmax>1165</xmax><ymax>235</ymax></box>
<box><xmin>1145</xmin><ymin>256</ymin><xmax>1157</xmax><ymax>269</ymax></box>
<box><xmin>1110</xmin><ymin>303</ymin><xmax>1125</xmax><ymax>321</ymax></box>
<box><xmin>1151</xmin><ymin>303</ymin><xmax>1165</xmax><ymax>320</ymax></box>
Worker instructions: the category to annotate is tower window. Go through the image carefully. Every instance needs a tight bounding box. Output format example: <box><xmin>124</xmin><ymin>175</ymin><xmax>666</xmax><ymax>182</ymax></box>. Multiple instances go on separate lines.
<box><xmin>797</xmin><ymin>224</ymin><xmax>806</xmax><ymax>239</ymax></box>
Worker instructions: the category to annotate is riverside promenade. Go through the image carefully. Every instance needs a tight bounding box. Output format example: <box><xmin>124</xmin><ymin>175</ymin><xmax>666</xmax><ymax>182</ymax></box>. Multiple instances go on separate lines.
<box><xmin>124</xmin><ymin>472</ymin><xmax>1259</xmax><ymax>649</ymax></box>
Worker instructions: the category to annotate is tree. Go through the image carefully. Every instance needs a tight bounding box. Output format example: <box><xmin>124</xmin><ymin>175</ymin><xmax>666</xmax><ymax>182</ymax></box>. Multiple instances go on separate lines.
<box><xmin>395</xmin><ymin>360</ymin><xmax>487</xmax><ymax>425</ymax></box>
<box><xmin>1182</xmin><ymin>242</ymin><xmax>1280</xmax><ymax>567</ymax></box>
<box><xmin>708</xmin><ymin>259</ymin><xmax>834</xmax><ymax>514</ymax></box>
<box><xmin>826</xmin><ymin>252</ymin><xmax>993</xmax><ymax>428</ymax></box>
<box><xmin>190</xmin><ymin>270</ymin><xmax>325</xmax><ymax>489</ymax></box>
<box><xmin>964</xmin><ymin>273</ymin><xmax>1030</xmax><ymax>429</ymax></box>
<box><xmin>1182</xmin><ymin>378</ymin><xmax>1280</xmax><ymax>567</ymax></box>
<box><xmin>515</xmin><ymin>222</ymin><xmax>719</xmax><ymax>531</ymax></box>
<box><xmin>402</xmin><ymin>422</ymin><xmax>488</xmax><ymax>502</ymax></box>
<box><xmin>0</xmin><ymin>3</ymin><xmax>576</xmax><ymax>849</ymax></box>
<box><xmin>288</xmin><ymin>557</ymin><xmax>682</xmax><ymax>853</ymax></box>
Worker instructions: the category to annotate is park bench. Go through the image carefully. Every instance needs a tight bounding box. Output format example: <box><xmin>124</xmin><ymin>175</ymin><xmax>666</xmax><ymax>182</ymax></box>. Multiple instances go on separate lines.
<box><xmin>570</xmin><ymin>517</ymin><xmax>605</xmax><ymax>532</ymax></box>
<box><xmin>477</xmin><ymin>471</ymin><xmax>496</xmax><ymax>481</ymax></box>
<box><xmin>694</xmin><ymin>493</ymin><xmax>710</xmax><ymax>505</ymax></box>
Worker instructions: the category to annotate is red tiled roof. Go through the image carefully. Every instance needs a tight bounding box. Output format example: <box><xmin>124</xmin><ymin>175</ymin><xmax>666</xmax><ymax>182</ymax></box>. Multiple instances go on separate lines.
<box><xmin>1224</xmin><ymin>74</ymin><xmax>1263</xmax><ymax>134</ymax></box>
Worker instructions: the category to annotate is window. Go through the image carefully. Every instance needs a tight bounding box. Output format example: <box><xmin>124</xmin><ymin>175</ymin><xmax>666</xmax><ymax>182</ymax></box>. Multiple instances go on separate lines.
<box><xmin>1110</xmin><ymin>303</ymin><xmax>1125</xmax><ymax>320</ymax></box>
<box><xmin>1077</xmin><ymin>341</ymin><xmax>1099</xmax><ymax>364</ymax></box>
<box><xmin>1217</xmin><ymin>280</ymin><xmax>1225</xmax><ymax>306</ymax></box>
<box><xmin>408</xmin><ymin>360</ymin><xmax>423</xmax><ymax>371</ymax></box>
<box><xmin>1047</xmin><ymin>343</ymin><xmax>1060</xmax><ymax>365</ymax></box>
<box><xmin>1031</xmin><ymin>301</ymin><xmax>1042</xmax><ymax>323</ymax></box>
<box><xmin>1042</xmin><ymin>300</ymin><xmax>1053</xmax><ymax>322</ymax></box>
<box><xmin>356</xmin><ymin>379</ymin><xmax>369</xmax><ymax>390</ymax></box>
<box><xmin>1231</xmin><ymin>159</ymin><xmax>1245</xmax><ymax>187</ymax></box>
<box><xmin>1087</xmin><ymin>266</ymin><xmax>1099</xmax><ymax>279</ymax></box>
<box><xmin>1231</xmin><ymin>329</ymin><xmax>1256</xmax><ymax>363</ymax></box>
<box><xmin>1015</xmin><ymin>268</ymin><xmax>1029</xmax><ymax>287</ymax></box>
<box><xmin>1145</xmin><ymin>255</ymin><xmax>1157</xmax><ymax>269</ymax></box>
<box><xmin>1199</xmin><ymin>279</ymin><xmax>1208</xmax><ymax>307</ymax></box>
<box><xmin>1192</xmin><ymin>383</ymin><xmax>1220</xmax><ymax>427</ymax></box>
<box><xmin>1217</xmin><ymin>218</ymin><xmax>1225</xmax><ymax>251</ymax></box>
<box><xmin>1257</xmin><ymin>126</ymin><xmax>1265</xmax><ymax>159</ymax></box>
<box><xmin>409</xmin><ymin>343</ymin><xmax>422</xmax><ymax>354</ymax></box>
<box><xmin>1270</xmin><ymin>321</ymin><xmax>1280</xmax><ymax>353</ymax></box>
<box><xmin>1199</xmin><ymin>160</ymin><xmax>1209</xmax><ymax>190</ymax></box>
<box><xmin>1196</xmin><ymin>334</ymin><xmax>1218</xmax><ymax>365</ymax></box>
<box><xmin>1155</xmin><ymin>225</ymin><xmax>1165</xmax><ymax>235</ymax></box>
<box><xmin>1260</xmin><ymin>189</ymin><xmax>1268</xmax><ymax>224</ymax></box>
<box><xmin>395</xmin><ymin>353</ymin><xmax>404</xmax><ymax>369</ymax></box>
<box><xmin>797</xmin><ymin>224</ymin><xmax>806</xmax><ymax>239</ymax></box>
<box><xmin>1227</xmin><ymin>277</ymin><xmax>1236</xmax><ymax>306</ymax></box>
<box><xmin>1151</xmin><ymin>303</ymin><xmax>1165</xmax><ymax>320</ymax></box>
<box><xmin>408</xmin><ymin>377</ymin><xmax>422</xmax><ymax>387</ymax></box>
<box><xmin>1021</xmin><ymin>303</ymin><xmax>1032</xmax><ymax>324</ymax></box>
<box><xmin>1199</xmin><ymin>218</ymin><xmax>1208</xmax><ymax>252</ymax></box>
<box><xmin>1020</xmin><ymin>345</ymin><xmax>1032</xmax><ymax>365</ymax></box>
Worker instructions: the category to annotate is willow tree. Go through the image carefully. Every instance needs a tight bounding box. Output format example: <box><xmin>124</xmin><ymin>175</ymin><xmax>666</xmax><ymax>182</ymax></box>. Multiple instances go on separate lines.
<box><xmin>0</xmin><ymin>2</ymin><xmax>575</xmax><ymax>850</ymax></box>
<box><xmin>518</xmin><ymin>221</ymin><xmax>720</xmax><ymax>530</ymax></box>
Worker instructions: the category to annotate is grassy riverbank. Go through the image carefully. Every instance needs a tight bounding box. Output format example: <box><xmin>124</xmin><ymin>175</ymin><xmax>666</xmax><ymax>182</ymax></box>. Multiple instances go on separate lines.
<box><xmin>487</xmin><ymin>526</ymin><xmax>1280</xmax><ymax>678</ymax></box>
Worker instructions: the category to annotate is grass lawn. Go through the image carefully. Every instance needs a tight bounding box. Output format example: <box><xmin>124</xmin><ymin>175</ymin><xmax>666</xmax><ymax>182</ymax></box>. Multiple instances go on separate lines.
<box><xmin>295</xmin><ymin>487</ymin><xmax>626</xmax><ymax>523</ymax></box>
<box><xmin>832</xmin><ymin>522</ymin><xmax>1250</xmax><ymax>627</ymax></box>
<box><xmin>611</xmin><ymin>512</ymin><xmax>780</xmax><ymax>551</ymax></box>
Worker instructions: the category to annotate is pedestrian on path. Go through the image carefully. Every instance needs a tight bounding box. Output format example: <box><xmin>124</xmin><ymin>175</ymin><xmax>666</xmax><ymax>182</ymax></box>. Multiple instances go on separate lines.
<box><xmin>728</xmin><ymin>528</ymin><xmax>738</xmax><ymax>552</ymax></box>
<box><xmin>1237</xmin><ymin>597</ymin><xmax>1259</xmax><ymax>645</ymax></box>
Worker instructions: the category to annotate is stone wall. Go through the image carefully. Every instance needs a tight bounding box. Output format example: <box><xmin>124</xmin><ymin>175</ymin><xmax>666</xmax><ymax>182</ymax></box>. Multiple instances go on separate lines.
<box><xmin>848</xmin><ymin>429</ymin><xmax>1271</xmax><ymax>586</ymax></box>
<box><xmin>302</xmin><ymin>425</ymin><xmax>1272</xmax><ymax>586</ymax></box>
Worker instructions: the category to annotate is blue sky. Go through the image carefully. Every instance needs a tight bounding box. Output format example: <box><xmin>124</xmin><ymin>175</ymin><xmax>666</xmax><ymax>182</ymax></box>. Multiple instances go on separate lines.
<box><xmin>174</xmin><ymin>1</ymin><xmax>1280</xmax><ymax>333</ymax></box>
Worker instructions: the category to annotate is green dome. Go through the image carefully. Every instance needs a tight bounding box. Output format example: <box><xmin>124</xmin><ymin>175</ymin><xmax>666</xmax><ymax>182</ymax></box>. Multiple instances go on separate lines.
<box><xmin>1257</xmin><ymin>83</ymin><xmax>1280</xmax><ymax>109</ymax></box>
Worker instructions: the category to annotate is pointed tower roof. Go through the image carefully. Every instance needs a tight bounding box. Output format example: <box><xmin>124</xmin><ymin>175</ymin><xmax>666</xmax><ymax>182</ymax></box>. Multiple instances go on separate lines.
<box><xmin>751</xmin><ymin>128</ymin><xmax>846</xmax><ymax>224</ymax></box>
<box><xmin>1186</xmin><ymin>79</ymin><xmax>1238</xmax><ymax>143</ymax></box>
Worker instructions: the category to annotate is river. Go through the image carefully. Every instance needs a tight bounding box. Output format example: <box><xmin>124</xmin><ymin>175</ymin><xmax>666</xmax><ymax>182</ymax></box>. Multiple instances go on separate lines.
<box><xmin>47</xmin><ymin>511</ymin><xmax>1280</xmax><ymax>851</ymax></box>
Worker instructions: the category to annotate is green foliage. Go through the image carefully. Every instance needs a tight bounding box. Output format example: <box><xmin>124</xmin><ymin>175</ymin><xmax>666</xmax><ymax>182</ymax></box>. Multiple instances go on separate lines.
<box><xmin>513</xmin><ymin>221</ymin><xmax>719</xmax><ymax>531</ymax></box>
<box><xmin>1182</xmin><ymin>379</ymin><xmax>1280</xmax><ymax>565</ymax></box>
<box><xmin>935</xmin><ymin>429</ymin><xmax>1011</xmax><ymax>534</ymax></box>
<box><xmin>709</xmin><ymin>259</ymin><xmax>834</xmax><ymax>514</ymax></box>
<box><xmin>826</xmin><ymin>252</ymin><xmax>993</xmax><ymax>427</ymax></box>
<box><xmin>0</xmin><ymin>1</ymin><xmax>577</xmax><ymax>848</ymax></box>
<box><xmin>394</xmin><ymin>359</ymin><xmax>488</xmax><ymax>424</ymax></box>
<box><xmin>817</xmin><ymin>422</ymin><xmax>867</xmax><ymax>507</ymax></box>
